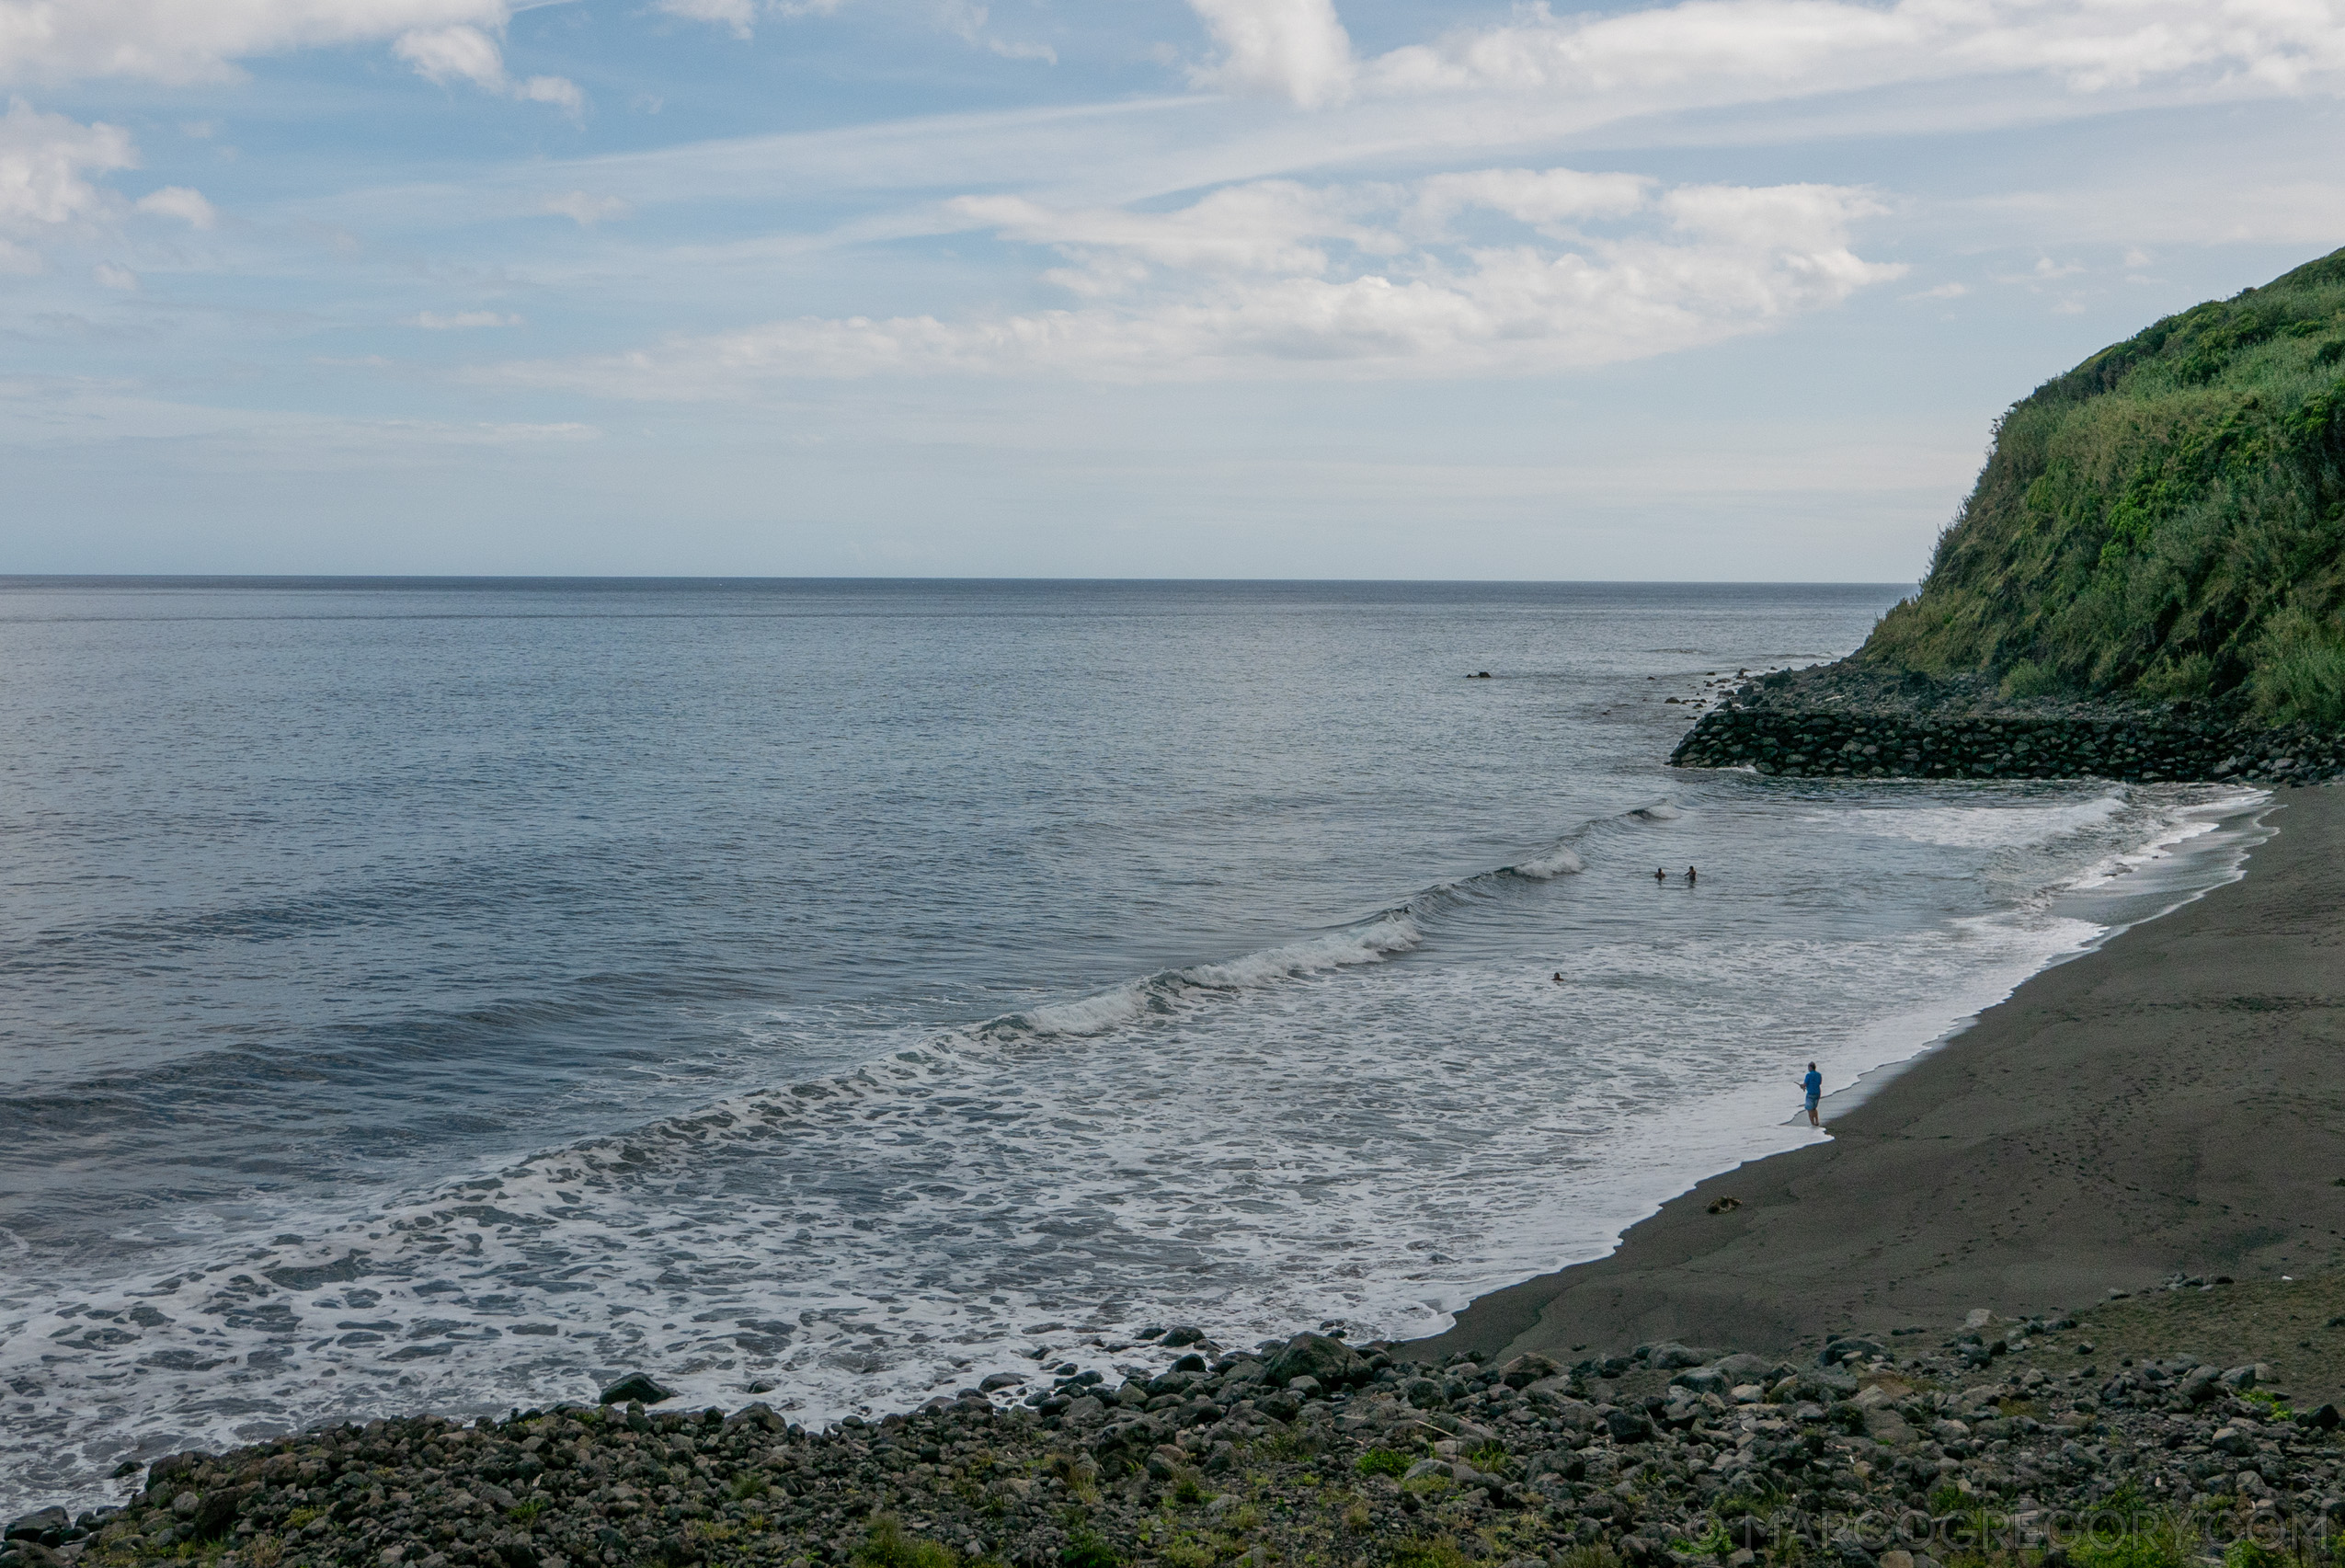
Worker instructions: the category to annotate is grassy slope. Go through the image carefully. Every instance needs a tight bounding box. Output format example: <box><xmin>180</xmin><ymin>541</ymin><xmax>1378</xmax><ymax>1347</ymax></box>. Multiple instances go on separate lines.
<box><xmin>1859</xmin><ymin>246</ymin><xmax>2345</xmax><ymax>725</ymax></box>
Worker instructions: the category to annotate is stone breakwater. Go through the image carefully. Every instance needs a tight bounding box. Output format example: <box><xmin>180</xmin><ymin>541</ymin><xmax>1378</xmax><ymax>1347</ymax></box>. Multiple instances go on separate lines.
<box><xmin>13</xmin><ymin>1320</ymin><xmax>2345</xmax><ymax>1568</ymax></box>
<box><xmin>1668</xmin><ymin>668</ymin><xmax>2343</xmax><ymax>784</ymax></box>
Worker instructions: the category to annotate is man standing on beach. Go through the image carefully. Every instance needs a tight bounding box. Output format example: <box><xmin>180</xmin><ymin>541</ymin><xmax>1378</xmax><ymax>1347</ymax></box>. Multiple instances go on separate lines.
<box><xmin>1802</xmin><ymin>1062</ymin><xmax>1823</xmax><ymax>1127</ymax></box>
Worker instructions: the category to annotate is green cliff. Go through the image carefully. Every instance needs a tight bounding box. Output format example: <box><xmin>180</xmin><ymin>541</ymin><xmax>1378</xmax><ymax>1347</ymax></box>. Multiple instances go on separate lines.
<box><xmin>1859</xmin><ymin>247</ymin><xmax>2345</xmax><ymax>726</ymax></box>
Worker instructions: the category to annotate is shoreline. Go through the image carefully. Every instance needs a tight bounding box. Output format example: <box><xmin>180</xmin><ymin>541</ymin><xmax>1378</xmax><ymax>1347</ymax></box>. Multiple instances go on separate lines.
<box><xmin>0</xmin><ymin>779</ymin><xmax>2285</xmax><ymax>1519</ymax></box>
<box><xmin>1798</xmin><ymin>784</ymin><xmax>2273</xmax><ymax>1130</ymax></box>
<box><xmin>16</xmin><ymin>790</ymin><xmax>2345</xmax><ymax>1562</ymax></box>
<box><xmin>1407</xmin><ymin>783</ymin><xmax>2345</xmax><ymax>1377</ymax></box>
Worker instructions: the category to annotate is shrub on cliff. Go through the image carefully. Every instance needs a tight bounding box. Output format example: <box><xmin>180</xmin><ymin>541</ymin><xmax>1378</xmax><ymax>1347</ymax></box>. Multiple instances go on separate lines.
<box><xmin>1859</xmin><ymin>247</ymin><xmax>2345</xmax><ymax>724</ymax></box>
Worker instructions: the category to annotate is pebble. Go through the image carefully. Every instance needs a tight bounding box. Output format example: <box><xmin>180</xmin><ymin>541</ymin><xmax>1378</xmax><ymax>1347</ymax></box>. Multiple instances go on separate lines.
<box><xmin>17</xmin><ymin>1323</ymin><xmax>2345</xmax><ymax>1568</ymax></box>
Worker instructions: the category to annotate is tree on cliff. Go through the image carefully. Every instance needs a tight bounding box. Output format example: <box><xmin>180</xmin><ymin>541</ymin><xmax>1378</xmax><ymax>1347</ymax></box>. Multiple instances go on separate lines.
<box><xmin>1860</xmin><ymin>247</ymin><xmax>2345</xmax><ymax>726</ymax></box>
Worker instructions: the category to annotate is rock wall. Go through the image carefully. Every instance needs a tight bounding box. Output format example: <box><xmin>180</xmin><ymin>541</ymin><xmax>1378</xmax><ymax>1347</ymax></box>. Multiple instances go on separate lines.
<box><xmin>1670</xmin><ymin>706</ymin><xmax>2345</xmax><ymax>785</ymax></box>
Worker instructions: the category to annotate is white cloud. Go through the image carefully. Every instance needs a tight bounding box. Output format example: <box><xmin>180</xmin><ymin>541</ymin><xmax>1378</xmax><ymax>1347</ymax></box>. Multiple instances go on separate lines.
<box><xmin>950</xmin><ymin>182</ymin><xmax>1390</xmax><ymax>280</ymax></box>
<box><xmin>0</xmin><ymin>97</ymin><xmax>134</xmax><ymax>233</ymax></box>
<box><xmin>487</xmin><ymin>167</ymin><xmax>1903</xmax><ymax>393</ymax></box>
<box><xmin>0</xmin><ymin>1</ymin><xmax>579</xmax><ymax>109</ymax></box>
<box><xmin>513</xmin><ymin>73</ymin><xmax>585</xmax><ymax>111</ymax></box>
<box><xmin>392</xmin><ymin>23</ymin><xmax>506</xmax><ymax>88</ymax></box>
<box><xmin>657</xmin><ymin>0</ymin><xmax>1038</xmax><ymax>56</ymax></box>
<box><xmin>411</xmin><ymin>309</ymin><xmax>522</xmax><ymax>327</ymax></box>
<box><xmin>1186</xmin><ymin>0</ymin><xmax>1354</xmax><ymax>107</ymax></box>
<box><xmin>0</xmin><ymin>98</ymin><xmax>223</xmax><ymax>273</ymax></box>
<box><xmin>1412</xmin><ymin>168</ymin><xmax>1653</xmax><ymax>235</ymax></box>
<box><xmin>936</xmin><ymin>0</ymin><xmax>1055</xmax><ymax>63</ymax></box>
<box><xmin>92</xmin><ymin>259</ymin><xmax>134</xmax><ymax>289</ymax></box>
<box><xmin>1361</xmin><ymin>0</ymin><xmax>2345</xmax><ymax>109</ymax></box>
<box><xmin>393</xmin><ymin>23</ymin><xmax>582</xmax><ymax>110</ymax></box>
<box><xmin>134</xmin><ymin>184</ymin><xmax>215</xmax><ymax>227</ymax></box>
<box><xmin>541</xmin><ymin>190</ymin><xmax>630</xmax><ymax>225</ymax></box>
<box><xmin>656</xmin><ymin>0</ymin><xmax>758</xmax><ymax>40</ymax></box>
<box><xmin>0</xmin><ymin>0</ymin><xmax>507</xmax><ymax>86</ymax></box>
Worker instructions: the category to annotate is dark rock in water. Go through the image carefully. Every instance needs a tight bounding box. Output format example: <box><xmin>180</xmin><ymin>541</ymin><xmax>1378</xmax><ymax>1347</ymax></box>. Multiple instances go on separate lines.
<box><xmin>979</xmin><ymin>1372</ymin><xmax>1025</xmax><ymax>1391</ymax></box>
<box><xmin>1262</xmin><ymin>1332</ymin><xmax>1368</xmax><ymax>1390</ymax></box>
<box><xmin>1161</xmin><ymin>1325</ymin><xmax>1207</xmax><ymax>1346</ymax></box>
<box><xmin>598</xmin><ymin>1372</ymin><xmax>676</xmax><ymax>1405</ymax></box>
<box><xmin>4</xmin><ymin>1511</ymin><xmax>66</xmax><ymax>1546</ymax></box>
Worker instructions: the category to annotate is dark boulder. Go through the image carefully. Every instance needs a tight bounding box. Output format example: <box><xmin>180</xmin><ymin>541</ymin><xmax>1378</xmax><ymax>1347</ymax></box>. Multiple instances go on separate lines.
<box><xmin>1260</xmin><ymin>1333</ymin><xmax>1368</xmax><ymax>1390</ymax></box>
<box><xmin>189</xmin><ymin>1491</ymin><xmax>241</xmax><ymax>1542</ymax></box>
<box><xmin>3</xmin><ymin>1512</ymin><xmax>65</xmax><ymax>1547</ymax></box>
<box><xmin>599</xmin><ymin>1373</ymin><xmax>676</xmax><ymax>1405</ymax></box>
<box><xmin>1606</xmin><ymin>1408</ymin><xmax>1655</xmax><ymax>1443</ymax></box>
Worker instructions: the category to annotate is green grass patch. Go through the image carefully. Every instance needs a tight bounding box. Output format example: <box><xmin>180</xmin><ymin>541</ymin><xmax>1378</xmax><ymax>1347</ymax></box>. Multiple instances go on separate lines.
<box><xmin>2243</xmin><ymin>1389</ymin><xmax>2296</xmax><ymax>1421</ymax></box>
<box><xmin>1463</xmin><ymin>1441</ymin><xmax>1509</xmax><ymax>1473</ymax></box>
<box><xmin>1388</xmin><ymin>1536</ymin><xmax>1471</xmax><ymax>1568</ymax></box>
<box><xmin>1059</xmin><ymin>1528</ymin><xmax>1118</xmax><ymax>1568</ymax></box>
<box><xmin>1669</xmin><ymin>1522</ymin><xmax>1733</xmax><ymax>1561</ymax></box>
<box><xmin>856</xmin><ymin>1516</ymin><xmax>959</xmax><ymax>1568</ymax></box>
<box><xmin>2070</xmin><ymin>1512</ymin><xmax>2193</xmax><ymax>1568</ymax></box>
<box><xmin>1354</xmin><ymin>1449</ymin><xmax>1412</xmax><ymax>1479</ymax></box>
<box><xmin>1853</xmin><ymin>246</ymin><xmax>2345</xmax><ymax>722</ymax></box>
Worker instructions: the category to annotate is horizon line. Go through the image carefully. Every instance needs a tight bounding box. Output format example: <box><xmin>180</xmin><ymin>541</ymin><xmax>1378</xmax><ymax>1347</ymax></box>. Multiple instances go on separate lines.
<box><xmin>0</xmin><ymin>574</ymin><xmax>1917</xmax><ymax>589</ymax></box>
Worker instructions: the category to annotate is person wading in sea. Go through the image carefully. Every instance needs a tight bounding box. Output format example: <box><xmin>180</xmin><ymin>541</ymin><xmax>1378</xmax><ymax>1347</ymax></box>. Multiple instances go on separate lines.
<box><xmin>1802</xmin><ymin>1061</ymin><xmax>1823</xmax><ymax>1127</ymax></box>
<box><xmin>1687</xmin><ymin>865</ymin><xmax>1697</xmax><ymax>887</ymax></box>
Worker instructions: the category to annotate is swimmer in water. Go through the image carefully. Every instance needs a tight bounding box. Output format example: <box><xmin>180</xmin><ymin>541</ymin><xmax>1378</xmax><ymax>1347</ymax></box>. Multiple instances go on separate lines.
<box><xmin>1552</xmin><ymin>971</ymin><xmax>1564</xmax><ymax>984</ymax></box>
<box><xmin>1654</xmin><ymin>867</ymin><xmax>1665</xmax><ymax>884</ymax></box>
<box><xmin>1687</xmin><ymin>865</ymin><xmax>1698</xmax><ymax>887</ymax></box>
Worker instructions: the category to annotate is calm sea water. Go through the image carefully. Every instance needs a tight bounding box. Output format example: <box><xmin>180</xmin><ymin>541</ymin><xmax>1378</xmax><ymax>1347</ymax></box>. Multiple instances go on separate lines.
<box><xmin>0</xmin><ymin>578</ymin><xmax>2265</xmax><ymax>1510</ymax></box>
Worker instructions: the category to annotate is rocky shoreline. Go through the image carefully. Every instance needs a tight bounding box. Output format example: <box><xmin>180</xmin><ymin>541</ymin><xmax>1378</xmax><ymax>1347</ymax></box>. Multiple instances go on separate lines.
<box><xmin>1667</xmin><ymin>665</ymin><xmax>2345</xmax><ymax>784</ymax></box>
<box><xmin>16</xmin><ymin>1304</ymin><xmax>2345</xmax><ymax>1568</ymax></box>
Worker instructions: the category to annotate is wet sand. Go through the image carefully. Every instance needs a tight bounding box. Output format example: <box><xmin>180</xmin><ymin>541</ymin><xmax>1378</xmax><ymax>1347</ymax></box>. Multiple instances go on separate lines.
<box><xmin>1413</xmin><ymin>784</ymin><xmax>2345</xmax><ymax>1365</ymax></box>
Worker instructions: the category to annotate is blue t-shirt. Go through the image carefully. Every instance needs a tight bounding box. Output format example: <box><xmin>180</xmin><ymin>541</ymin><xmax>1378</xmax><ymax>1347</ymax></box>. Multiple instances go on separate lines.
<box><xmin>1802</xmin><ymin>1070</ymin><xmax>1822</xmax><ymax>1100</ymax></box>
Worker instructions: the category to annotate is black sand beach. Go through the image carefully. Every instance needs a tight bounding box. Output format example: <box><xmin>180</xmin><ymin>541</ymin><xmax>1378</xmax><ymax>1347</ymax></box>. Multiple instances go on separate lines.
<box><xmin>1414</xmin><ymin>784</ymin><xmax>2345</xmax><ymax>1380</ymax></box>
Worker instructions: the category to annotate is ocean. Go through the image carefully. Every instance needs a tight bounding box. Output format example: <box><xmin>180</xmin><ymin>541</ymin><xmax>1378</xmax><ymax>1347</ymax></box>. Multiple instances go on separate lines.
<box><xmin>0</xmin><ymin>578</ymin><xmax>2267</xmax><ymax>1512</ymax></box>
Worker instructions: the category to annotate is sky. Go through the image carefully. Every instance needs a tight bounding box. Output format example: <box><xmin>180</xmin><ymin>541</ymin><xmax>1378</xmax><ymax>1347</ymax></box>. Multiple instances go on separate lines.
<box><xmin>2</xmin><ymin>0</ymin><xmax>2344</xmax><ymax>578</ymax></box>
